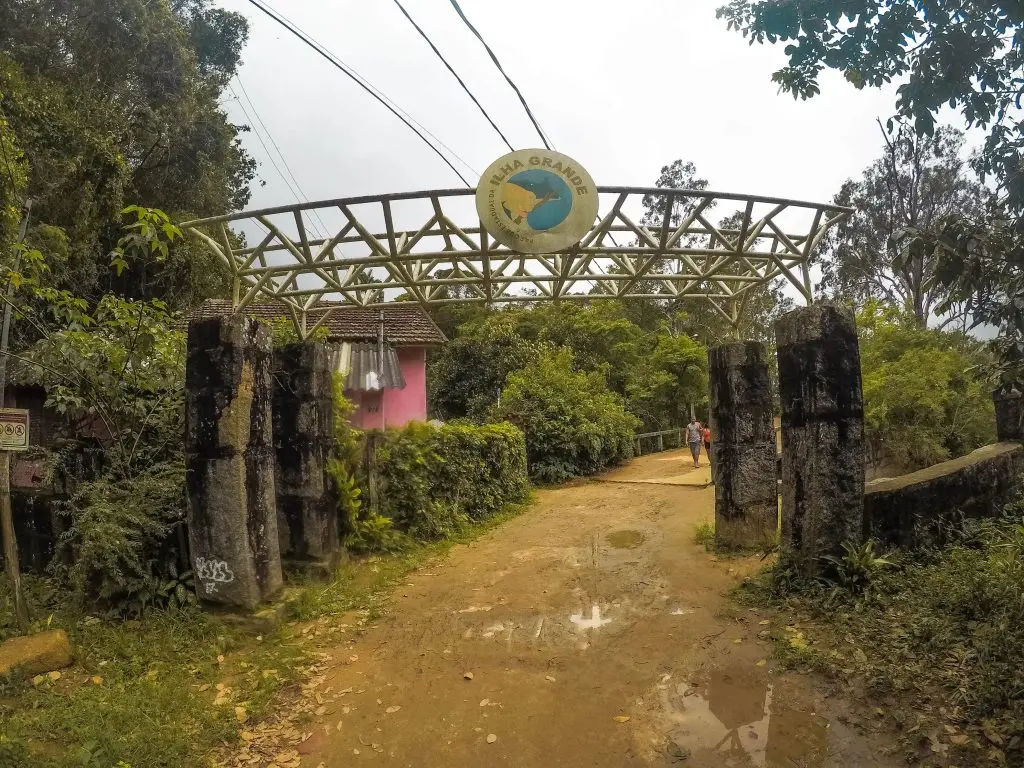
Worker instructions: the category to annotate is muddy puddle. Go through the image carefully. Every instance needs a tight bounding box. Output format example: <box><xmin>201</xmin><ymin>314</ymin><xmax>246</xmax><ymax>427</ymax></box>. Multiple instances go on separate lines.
<box><xmin>658</xmin><ymin>668</ymin><xmax>829</xmax><ymax>766</ymax></box>
<box><xmin>606</xmin><ymin>529</ymin><xmax>645</xmax><ymax>549</ymax></box>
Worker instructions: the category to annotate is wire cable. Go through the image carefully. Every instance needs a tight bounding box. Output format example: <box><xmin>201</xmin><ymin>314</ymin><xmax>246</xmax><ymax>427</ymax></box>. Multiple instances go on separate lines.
<box><xmin>245</xmin><ymin>0</ymin><xmax>478</xmax><ymax>179</ymax></box>
<box><xmin>243</xmin><ymin>0</ymin><xmax>474</xmax><ymax>187</ymax></box>
<box><xmin>446</xmin><ymin>0</ymin><xmax>553</xmax><ymax>150</ymax></box>
<box><xmin>227</xmin><ymin>82</ymin><xmax>329</xmax><ymax>239</ymax></box>
<box><xmin>232</xmin><ymin>76</ymin><xmax>333</xmax><ymax>238</ymax></box>
<box><xmin>390</xmin><ymin>0</ymin><xmax>515</xmax><ymax>153</ymax></box>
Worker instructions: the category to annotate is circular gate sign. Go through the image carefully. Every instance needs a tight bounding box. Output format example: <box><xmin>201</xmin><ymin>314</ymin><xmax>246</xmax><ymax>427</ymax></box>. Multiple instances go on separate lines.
<box><xmin>476</xmin><ymin>149</ymin><xmax>598</xmax><ymax>254</ymax></box>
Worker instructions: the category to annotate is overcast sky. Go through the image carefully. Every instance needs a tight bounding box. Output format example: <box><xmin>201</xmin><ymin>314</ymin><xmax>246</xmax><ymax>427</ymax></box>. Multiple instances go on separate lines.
<box><xmin>219</xmin><ymin>0</ymin><xmax>906</xmax><ymax>210</ymax></box>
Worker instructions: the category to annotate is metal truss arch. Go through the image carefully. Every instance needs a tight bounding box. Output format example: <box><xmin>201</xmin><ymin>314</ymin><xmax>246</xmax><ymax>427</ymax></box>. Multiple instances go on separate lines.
<box><xmin>180</xmin><ymin>186</ymin><xmax>851</xmax><ymax>337</ymax></box>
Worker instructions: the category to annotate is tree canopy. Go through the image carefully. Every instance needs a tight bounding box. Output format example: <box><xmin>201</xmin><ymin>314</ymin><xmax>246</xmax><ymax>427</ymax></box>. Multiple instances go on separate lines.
<box><xmin>821</xmin><ymin>125</ymin><xmax>985</xmax><ymax>327</ymax></box>
<box><xmin>718</xmin><ymin>0</ymin><xmax>1024</xmax><ymax>381</ymax></box>
<box><xmin>0</xmin><ymin>0</ymin><xmax>254</xmax><ymax>309</ymax></box>
<box><xmin>717</xmin><ymin>1</ymin><xmax>1024</xmax><ymax>208</ymax></box>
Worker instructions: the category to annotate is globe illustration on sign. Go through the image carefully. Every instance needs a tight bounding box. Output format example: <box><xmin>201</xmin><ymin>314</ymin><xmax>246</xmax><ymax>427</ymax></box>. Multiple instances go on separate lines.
<box><xmin>500</xmin><ymin>169</ymin><xmax>573</xmax><ymax>231</ymax></box>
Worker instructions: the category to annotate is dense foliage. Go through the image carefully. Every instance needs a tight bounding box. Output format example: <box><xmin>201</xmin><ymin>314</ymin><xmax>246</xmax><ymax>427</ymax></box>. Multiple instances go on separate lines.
<box><xmin>0</xmin><ymin>213</ymin><xmax>191</xmax><ymax>613</ymax></box>
<box><xmin>490</xmin><ymin>348</ymin><xmax>639</xmax><ymax>484</ymax></box>
<box><xmin>0</xmin><ymin>0</ymin><xmax>253</xmax><ymax>312</ymax></box>
<box><xmin>0</xmin><ymin>0</ymin><xmax>256</xmax><ymax>615</ymax></box>
<box><xmin>717</xmin><ymin>0</ymin><xmax>1024</xmax><ymax>383</ymax></box>
<box><xmin>749</xmin><ymin>505</ymin><xmax>1024</xmax><ymax>764</ymax></box>
<box><xmin>859</xmin><ymin>303</ymin><xmax>995</xmax><ymax>472</ymax></box>
<box><xmin>428</xmin><ymin>311</ymin><xmax>550</xmax><ymax>422</ymax></box>
<box><xmin>370</xmin><ymin>421</ymin><xmax>529</xmax><ymax>540</ymax></box>
<box><xmin>430</xmin><ymin>302</ymin><xmax>709</xmax><ymax>432</ymax></box>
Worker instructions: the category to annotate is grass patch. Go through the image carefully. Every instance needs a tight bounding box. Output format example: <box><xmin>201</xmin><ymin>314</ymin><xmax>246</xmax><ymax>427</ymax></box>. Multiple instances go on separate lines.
<box><xmin>740</xmin><ymin>513</ymin><xmax>1024</xmax><ymax>765</ymax></box>
<box><xmin>0</xmin><ymin>579</ymin><xmax>306</xmax><ymax>768</ymax></box>
<box><xmin>0</xmin><ymin>501</ymin><xmax>531</xmax><ymax>767</ymax></box>
<box><xmin>693</xmin><ymin>518</ymin><xmax>715</xmax><ymax>549</ymax></box>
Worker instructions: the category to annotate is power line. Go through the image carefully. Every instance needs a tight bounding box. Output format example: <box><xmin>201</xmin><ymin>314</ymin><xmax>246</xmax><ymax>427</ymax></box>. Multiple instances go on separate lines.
<box><xmin>227</xmin><ymin>81</ymin><xmax>329</xmax><ymax>239</ymax></box>
<box><xmin>243</xmin><ymin>0</ymin><xmax>474</xmax><ymax>187</ymax></box>
<box><xmin>232</xmin><ymin>76</ymin><xmax>333</xmax><ymax>238</ymax></box>
<box><xmin>390</xmin><ymin>0</ymin><xmax>515</xmax><ymax>153</ymax></box>
<box><xmin>446</xmin><ymin>0</ymin><xmax>553</xmax><ymax>150</ymax></box>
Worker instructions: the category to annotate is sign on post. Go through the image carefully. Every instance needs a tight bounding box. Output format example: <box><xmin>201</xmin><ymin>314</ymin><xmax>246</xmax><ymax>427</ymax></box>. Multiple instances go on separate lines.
<box><xmin>476</xmin><ymin>149</ymin><xmax>599</xmax><ymax>255</ymax></box>
<box><xmin>0</xmin><ymin>409</ymin><xmax>30</xmax><ymax>451</ymax></box>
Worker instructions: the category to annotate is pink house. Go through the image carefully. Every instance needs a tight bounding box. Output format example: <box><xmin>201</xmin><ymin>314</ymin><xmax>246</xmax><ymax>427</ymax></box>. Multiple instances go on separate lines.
<box><xmin>192</xmin><ymin>300</ymin><xmax>446</xmax><ymax>429</ymax></box>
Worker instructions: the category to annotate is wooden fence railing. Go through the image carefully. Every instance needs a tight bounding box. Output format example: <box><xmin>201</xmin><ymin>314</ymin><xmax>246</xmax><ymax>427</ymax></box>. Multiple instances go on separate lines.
<box><xmin>634</xmin><ymin>428</ymin><xmax>684</xmax><ymax>456</ymax></box>
<box><xmin>634</xmin><ymin>425</ymin><xmax>783</xmax><ymax>457</ymax></box>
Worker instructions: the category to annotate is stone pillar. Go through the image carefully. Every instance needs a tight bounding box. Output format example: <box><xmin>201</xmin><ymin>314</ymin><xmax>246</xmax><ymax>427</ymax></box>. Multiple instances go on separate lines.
<box><xmin>708</xmin><ymin>341</ymin><xmax>778</xmax><ymax>550</ymax></box>
<box><xmin>272</xmin><ymin>341</ymin><xmax>339</xmax><ymax>568</ymax></box>
<box><xmin>775</xmin><ymin>304</ymin><xmax>865</xmax><ymax>575</ymax></box>
<box><xmin>185</xmin><ymin>315</ymin><xmax>283</xmax><ymax>609</ymax></box>
<box><xmin>993</xmin><ymin>388</ymin><xmax>1023</xmax><ymax>442</ymax></box>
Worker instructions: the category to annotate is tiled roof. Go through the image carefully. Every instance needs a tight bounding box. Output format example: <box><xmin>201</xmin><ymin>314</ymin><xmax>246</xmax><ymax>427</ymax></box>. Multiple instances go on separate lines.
<box><xmin>189</xmin><ymin>299</ymin><xmax>446</xmax><ymax>346</ymax></box>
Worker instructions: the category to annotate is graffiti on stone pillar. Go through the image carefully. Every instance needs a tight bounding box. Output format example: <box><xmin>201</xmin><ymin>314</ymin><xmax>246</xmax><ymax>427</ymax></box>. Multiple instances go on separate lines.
<box><xmin>195</xmin><ymin>557</ymin><xmax>235</xmax><ymax>594</ymax></box>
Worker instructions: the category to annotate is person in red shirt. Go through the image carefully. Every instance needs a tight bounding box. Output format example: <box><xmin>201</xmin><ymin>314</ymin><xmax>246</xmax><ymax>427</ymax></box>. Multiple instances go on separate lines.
<box><xmin>702</xmin><ymin>425</ymin><xmax>712</xmax><ymax>475</ymax></box>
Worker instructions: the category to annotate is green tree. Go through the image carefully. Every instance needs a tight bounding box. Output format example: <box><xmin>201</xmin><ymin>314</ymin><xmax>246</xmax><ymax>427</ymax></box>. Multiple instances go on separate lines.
<box><xmin>428</xmin><ymin>312</ymin><xmax>549</xmax><ymax>420</ymax></box>
<box><xmin>859</xmin><ymin>302</ymin><xmax>995</xmax><ymax>472</ymax></box>
<box><xmin>822</xmin><ymin>126</ymin><xmax>985</xmax><ymax>327</ymax></box>
<box><xmin>716</xmin><ymin>1</ymin><xmax>1024</xmax><ymax>206</ymax></box>
<box><xmin>428</xmin><ymin>303</ymin><xmax>711</xmax><ymax>431</ymax></box>
<box><xmin>3</xmin><ymin>208</ymin><xmax>191</xmax><ymax>611</ymax></box>
<box><xmin>0</xmin><ymin>0</ymin><xmax>254</xmax><ymax>309</ymax></box>
<box><xmin>490</xmin><ymin>348</ymin><xmax>639</xmax><ymax>484</ymax></box>
<box><xmin>0</xmin><ymin>109</ymin><xmax>27</xmax><ymax>254</ymax></box>
<box><xmin>716</xmin><ymin>0</ymin><xmax>1024</xmax><ymax>379</ymax></box>
<box><xmin>623</xmin><ymin>332</ymin><xmax>708</xmax><ymax>429</ymax></box>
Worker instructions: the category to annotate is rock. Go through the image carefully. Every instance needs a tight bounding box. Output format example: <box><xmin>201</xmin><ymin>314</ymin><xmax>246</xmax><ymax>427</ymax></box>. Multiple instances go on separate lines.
<box><xmin>0</xmin><ymin>629</ymin><xmax>73</xmax><ymax>677</ymax></box>
<box><xmin>666</xmin><ymin>738</ymin><xmax>691</xmax><ymax>762</ymax></box>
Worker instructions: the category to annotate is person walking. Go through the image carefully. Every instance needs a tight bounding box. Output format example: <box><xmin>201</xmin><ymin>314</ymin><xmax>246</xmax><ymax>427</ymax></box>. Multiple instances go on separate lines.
<box><xmin>685</xmin><ymin>417</ymin><xmax>703</xmax><ymax>468</ymax></box>
<box><xmin>702</xmin><ymin>423</ymin><xmax>713</xmax><ymax>482</ymax></box>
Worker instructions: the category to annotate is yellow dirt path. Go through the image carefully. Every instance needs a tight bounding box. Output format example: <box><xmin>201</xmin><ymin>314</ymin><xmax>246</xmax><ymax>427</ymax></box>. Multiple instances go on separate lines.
<box><xmin>294</xmin><ymin>449</ymin><xmax>897</xmax><ymax>766</ymax></box>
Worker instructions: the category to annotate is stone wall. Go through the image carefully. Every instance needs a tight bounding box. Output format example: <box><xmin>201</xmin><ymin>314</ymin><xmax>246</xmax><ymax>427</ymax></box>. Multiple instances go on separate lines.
<box><xmin>865</xmin><ymin>442</ymin><xmax>1024</xmax><ymax>549</ymax></box>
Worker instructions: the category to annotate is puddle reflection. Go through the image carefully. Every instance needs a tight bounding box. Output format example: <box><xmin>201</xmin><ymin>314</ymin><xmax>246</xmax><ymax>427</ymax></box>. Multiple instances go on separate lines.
<box><xmin>662</xmin><ymin>669</ymin><xmax>828</xmax><ymax>766</ymax></box>
<box><xmin>606</xmin><ymin>530</ymin><xmax>645</xmax><ymax>549</ymax></box>
<box><xmin>569</xmin><ymin>605</ymin><xmax>613</xmax><ymax>630</ymax></box>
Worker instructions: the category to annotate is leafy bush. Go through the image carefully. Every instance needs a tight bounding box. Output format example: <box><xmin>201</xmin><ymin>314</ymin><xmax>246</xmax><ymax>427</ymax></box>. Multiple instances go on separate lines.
<box><xmin>427</xmin><ymin>303</ymin><xmax>710</xmax><ymax>431</ymax></box>
<box><xmin>322</xmin><ymin>374</ymin><xmax>407</xmax><ymax>554</ymax></box>
<box><xmin>821</xmin><ymin>540</ymin><xmax>893</xmax><ymax>592</ymax></box>
<box><xmin>53</xmin><ymin>461</ymin><xmax>192</xmax><ymax>616</ymax></box>
<box><xmin>428</xmin><ymin>312</ymin><xmax>549</xmax><ymax>421</ymax></box>
<box><xmin>748</xmin><ymin>505</ymin><xmax>1024</xmax><ymax>763</ymax></box>
<box><xmin>8</xmin><ymin>217</ymin><xmax>192</xmax><ymax>614</ymax></box>
<box><xmin>859</xmin><ymin>303</ymin><xmax>995</xmax><ymax>472</ymax></box>
<box><xmin>371</xmin><ymin>421</ymin><xmax>529</xmax><ymax>541</ymax></box>
<box><xmin>0</xmin><ymin>733</ymin><xmax>30</xmax><ymax>768</ymax></box>
<box><xmin>490</xmin><ymin>348</ymin><xmax>639</xmax><ymax>484</ymax></box>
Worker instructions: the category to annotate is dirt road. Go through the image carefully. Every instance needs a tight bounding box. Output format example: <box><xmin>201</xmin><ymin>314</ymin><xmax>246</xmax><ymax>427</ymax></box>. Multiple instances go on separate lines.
<box><xmin>296</xmin><ymin>450</ymin><xmax>898</xmax><ymax>767</ymax></box>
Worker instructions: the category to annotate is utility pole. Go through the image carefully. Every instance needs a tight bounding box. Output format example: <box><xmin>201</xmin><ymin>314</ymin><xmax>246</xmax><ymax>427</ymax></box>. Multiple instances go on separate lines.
<box><xmin>0</xmin><ymin>198</ymin><xmax>31</xmax><ymax>632</ymax></box>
